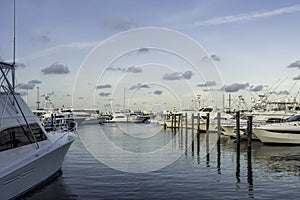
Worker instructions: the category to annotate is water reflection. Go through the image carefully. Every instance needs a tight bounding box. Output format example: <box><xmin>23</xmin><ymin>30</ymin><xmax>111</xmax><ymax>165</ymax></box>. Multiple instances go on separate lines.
<box><xmin>27</xmin><ymin>124</ymin><xmax>300</xmax><ymax>199</ymax></box>
<box><xmin>247</xmin><ymin>145</ymin><xmax>254</xmax><ymax>198</ymax></box>
<box><xmin>28</xmin><ymin>176</ymin><xmax>76</xmax><ymax>200</ymax></box>
<box><xmin>179</xmin><ymin>125</ymin><xmax>300</xmax><ymax>181</ymax></box>
<box><xmin>252</xmin><ymin>142</ymin><xmax>300</xmax><ymax>177</ymax></box>
<box><xmin>236</xmin><ymin>141</ymin><xmax>240</xmax><ymax>183</ymax></box>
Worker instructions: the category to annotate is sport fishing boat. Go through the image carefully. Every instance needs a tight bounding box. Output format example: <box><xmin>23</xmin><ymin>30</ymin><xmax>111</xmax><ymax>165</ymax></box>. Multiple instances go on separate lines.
<box><xmin>0</xmin><ymin>63</ymin><xmax>77</xmax><ymax>198</ymax></box>
<box><xmin>253</xmin><ymin>114</ymin><xmax>300</xmax><ymax>144</ymax></box>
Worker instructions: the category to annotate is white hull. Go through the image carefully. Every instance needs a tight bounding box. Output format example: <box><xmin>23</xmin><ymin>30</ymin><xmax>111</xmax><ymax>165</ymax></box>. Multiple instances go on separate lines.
<box><xmin>254</xmin><ymin>126</ymin><xmax>300</xmax><ymax>144</ymax></box>
<box><xmin>106</xmin><ymin>114</ymin><xmax>149</xmax><ymax>123</ymax></box>
<box><xmin>0</xmin><ymin>25</ymin><xmax>77</xmax><ymax>200</ymax></box>
<box><xmin>0</xmin><ymin>134</ymin><xmax>75</xmax><ymax>200</ymax></box>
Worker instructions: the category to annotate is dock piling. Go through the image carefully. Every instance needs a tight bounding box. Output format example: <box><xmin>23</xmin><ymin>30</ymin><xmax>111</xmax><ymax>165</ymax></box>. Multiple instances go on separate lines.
<box><xmin>191</xmin><ymin>113</ymin><xmax>195</xmax><ymax>155</ymax></box>
<box><xmin>236</xmin><ymin>111</ymin><xmax>240</xmax><ymax>143</ymax></box>
<box><xmin>247</xmin><ymin>115</ymin><xmax>253</xmax><ymax>147</ymax></box>
<box><xmin>197</xmin><ymin>113</ymin><xmax>200</xmax><ymax>134</ymax></box>
<box><xmin>206</xmin><ymin>112</ymin><xmax>210</xmax><ymax>157</ymax></box>
<box><xmin>217</xmin><ymin>111</ymin><xmax>221</xmax><ymax>140</ymax></box>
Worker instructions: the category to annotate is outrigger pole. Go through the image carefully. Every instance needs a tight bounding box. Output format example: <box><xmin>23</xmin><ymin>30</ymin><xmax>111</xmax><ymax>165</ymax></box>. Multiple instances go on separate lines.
<box><xmin>12</xmin><ymin>0</ymin><xmax>16</xmax><ymax>92</ymax></box>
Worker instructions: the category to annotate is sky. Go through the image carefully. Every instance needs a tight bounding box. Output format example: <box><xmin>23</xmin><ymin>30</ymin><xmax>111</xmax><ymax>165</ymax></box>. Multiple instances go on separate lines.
<box><xmin>1</xmin><ymin>0</ymin><xmax>300</xmax><ymax>112</ymax></box>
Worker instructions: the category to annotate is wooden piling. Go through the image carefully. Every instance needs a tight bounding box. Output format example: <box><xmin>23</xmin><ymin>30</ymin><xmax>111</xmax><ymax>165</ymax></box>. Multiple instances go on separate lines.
<box><xmin>236</xmin><ymin>111</ymin><xmax>240</xmax><ymax>143</ymax></box>
<box><xmin>174</xmin><ymin>114</ymin><xmax>177</xmax><ymax>129</ymax></box>
<box><xmin>197</xmin><ymin>113</ymin><xmax>200</xmax><ymax>134</ymax></box>
<box><xmin>217</xmin><ymin>111</ymin><xmax>221</xmax><ymax>140</ymax></box>
<box><xmin>246</xmin><ymin>115</ymin><xmax>253</xmax><ymax>189</ymax></box>
<box><xmin>185</xmin><ymin>112</ymin><xmax>188</xmax><ymax>133</ymax></box>
<box><xmin>191</xmin><ymin>113</ymin><xmax>195</xmax><ymax>154</ymax></box>
<box><xmin>180</xmin><ymin>113</ymin><xmax>183</xmax><ymax>131</ymax></box>
<box><xmin>185</xmin><ymin>113</ymin><xmax>188</xmax><ymax>153</ymax></box>
<box><xmin>236</xmin><ymin>111</ymin><xmax>241</xmax><ymax>182</ymax></box>
<box><xmin>206</xmin><ymin>112</ymin><xmax>210</xmax><ymax>156</ymax></box>
<box><xmin>247</xmin><ymin>115</ymin><xmax>253</xmax><ymax>147</ymax></box>
<box><xmin>191</xmin><ymin>113</ymin><xmax>194</xmax><ymax>132</ymax></box>
<box><xmin>217</xmin><ymin>111</ymin><xmax>221</xmax><ymax>173</ymax></box>
<box><xmin>177</xmin><ymin>114</ymin><xmax>181</xmax><ymax>129</ymax></box>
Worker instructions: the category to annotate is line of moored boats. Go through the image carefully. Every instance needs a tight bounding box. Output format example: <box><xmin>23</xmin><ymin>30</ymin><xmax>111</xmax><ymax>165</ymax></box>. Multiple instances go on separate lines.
<box><xmin>161</xmin><ymin>101</ymin><xmax>300</xmax><ymax>145</ymax></box>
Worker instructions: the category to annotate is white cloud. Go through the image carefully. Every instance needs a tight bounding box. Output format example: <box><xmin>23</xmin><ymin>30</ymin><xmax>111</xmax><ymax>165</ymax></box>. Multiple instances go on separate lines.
<box><xmin>41</xmin><ymin>62</ymin><xmax>70</xmax><ymax>75</ymax></box>
<box><xmin>126</xmin><ymin>66</ymin><xmax>143</xmax><ymax>73</ymax></box>
<box><xmin>129</xmin><ymin>83</ymin><xmax>150</xmax><ymax>90</ymax></box>
<box><xmin>222</xmin><ymin>83</ymin><xmax>249</xmax><ymax>93</ymax></box>
<box><xmin>287</xmin><ymin>60</ymin><xmax>300</xmax><ymax>68</ymax></box>
<box><xmin>96</xmin><ymin>84</ymin><xmax>112</xmax><ymax>89</ymax></box>
<box><xmin>18</xmin><ymin>41</ymin><xmax>99</xmax><ymax>61</ymax></box>
<box><xmin>191</xmin><ymin>4</ymin><xmax>300</xmax><ymax>27</ymax></box>
<box><xmin>163</xmin><ymin>71</ymin><xmax>193</xmax><ymax>80</ymax></box>
<box><xmin>103</xmin><ymin>17</ymin><xmax>137</xmax><ymax>30</ymax></box>
<box><xmin>153</xmin><ymin>90</ymin><xmax>163</xmax><ymax>95</ymax></box>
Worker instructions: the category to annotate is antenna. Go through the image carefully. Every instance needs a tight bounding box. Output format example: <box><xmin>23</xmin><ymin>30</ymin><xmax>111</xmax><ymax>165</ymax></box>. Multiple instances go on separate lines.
<box><xmin>12</xmin><ymin>0</ymin><xmax>16</xmax><ymax>92</ymax></box>
<box><xmin>123</xmin><ymin>88</ymin><xmax>126</xmax><ymax>110</ymax></box>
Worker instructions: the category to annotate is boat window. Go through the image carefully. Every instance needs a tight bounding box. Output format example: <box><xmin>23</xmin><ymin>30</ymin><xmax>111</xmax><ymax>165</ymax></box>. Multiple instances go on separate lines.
<box><xmin>0</xmin><ymin>123</ymin><xmax>47</xmax><ymax>152</ymax></box>
<box><xmin>115</xmin><ymin>116</ymin><xmax>125</xmax><ymax>119</ymax></box>
<box><xmin>199</xmin><ymin>108</ymin><xmax>213</xmax><ymax>112</ymax></box>
<box><xmin>286</xmin><ymin>115</ymin><xmax>300</xmax><ymax>122</ymax></box>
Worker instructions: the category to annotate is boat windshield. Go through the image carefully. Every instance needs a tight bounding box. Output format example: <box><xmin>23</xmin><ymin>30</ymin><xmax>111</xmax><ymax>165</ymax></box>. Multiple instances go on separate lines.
<box><xmin>286</xmin><ymin>115</ymin><xmax>300</xmax><ymax>122</ymax></box>
<box><xmin>0</xmin><ymin>123</ymin><xmax>47</xmax><ymax>152</ymax></box>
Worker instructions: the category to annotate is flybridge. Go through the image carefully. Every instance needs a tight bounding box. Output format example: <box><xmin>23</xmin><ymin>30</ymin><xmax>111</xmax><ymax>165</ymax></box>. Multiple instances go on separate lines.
<box><xmin>0</xmin><ymin>61</ymin><xmax>14</xmax><ymax>69</ymax></box>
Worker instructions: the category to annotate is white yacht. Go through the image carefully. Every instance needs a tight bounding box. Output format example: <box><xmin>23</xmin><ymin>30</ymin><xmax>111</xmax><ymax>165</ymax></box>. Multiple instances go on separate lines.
<box><xmin>253</xmin><ymin>114</ymin><xmax>300</xmax><ymax>144</ymax></box>
<box><xmin>0</xmin><ymin>62</ymin><xmax>77</xmax><ymax>199</ymax></box>
<box><xmin>106</xmin><ymin>112</ymin><xmax>150</xmax><ymax>123</ymax></box>
<box><xmin>32</xmin><ymin>96</ymin><xmax>86</xmax><ymax>126</ymax></box>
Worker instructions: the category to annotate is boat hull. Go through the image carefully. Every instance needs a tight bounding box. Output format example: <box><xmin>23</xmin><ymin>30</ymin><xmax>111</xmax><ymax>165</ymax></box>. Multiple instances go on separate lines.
<box><xmin>0</xmin><ymin>138</ymin><xmax>74</xmax><ymax>200</ymax></box>
<box><xmin>254</xmin><ymin>126</ymin><xmax>300</xmax><ymax>144</ymax></box>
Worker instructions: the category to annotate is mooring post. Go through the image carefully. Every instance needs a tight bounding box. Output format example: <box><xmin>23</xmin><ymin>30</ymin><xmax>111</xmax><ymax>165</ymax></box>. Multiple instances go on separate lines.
<box><xmin>217</xmin><ymin>111</ymin><xmax>221</xmax><ymax>173</ymax></box>
<box><xmin>236</xmin><ymin>111</ymin><xmax>241</xmax><ymax>183</ymax></box>
<box><xmin>197</xmin><ymin>127</ymin><xmax>200</xmax><ymax>155</ymax></box>
<box><xmin>185</xmin><ymin>112</ymin><xmax>188</xmax><ymax>133</ymax></box>
<box><xmin>171</xmin><ymin>114</ymin><xmax>174</xmax><ymax>129</ymax></box>
<box><xmin>185</xmin><ymin>113</ymin><xmax>188</xmax><ymax>152</ymax></box>
<box><xmin>206</xmin><ymin>112</ymin><xmax>210</xmax><ymax>156</ymax></box>
<box><xmin>197</xmin><ymin>113</ymin><xmax>200</xmax><ymax>134</ymax></box>
<box><xmin>181</xmin><ymin>113</ymin><xmax>183</xmax><ymax>131</ymax></box>
<box><xmin>247</xmin><ymin>115</ymin><xmax>253</xmax><ymax>190</ymax></box>
<box><xmin>173</xmin><ymin>114</ymin><xmax>177</xmax><ymax>129</ymax></box>
<box><xmin>247</xmin><ymin>115</ymin><xmax>253</xmax><ymax>147</ymax></box>
<box><xmin>191</xmin><ymin>113</ymin><xmax>195</xmax><ymax>155</ymax></box>
<box><xmin>236</xmin><ymin>111</ymin><xmax>240</xmax><ymax>143</ymax></box>
<box><xmin>191</xmin><ymin>113</ymin><xmax>194</xmax><ymax>132</ymax></box>
<box><xmin>177</xmin><ymin>114</ymin><xmax>181</xmax><ymax>129</ymax></box>
<box><xmin>217</xmin><ymin>111</ymin><xmax>221</xmax><ymax>140</ymax></box>
<box><xmin>217</xmin><ymin>136</ymin><xmax>221</xmax><ymax>173</ymax></box>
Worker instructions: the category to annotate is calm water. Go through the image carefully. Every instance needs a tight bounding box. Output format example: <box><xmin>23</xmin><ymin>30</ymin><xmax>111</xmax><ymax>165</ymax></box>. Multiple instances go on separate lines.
<box><xmin>27</xmin><ymin>123</ymin><xmax>300</xmax><ymax>200</ymax></box>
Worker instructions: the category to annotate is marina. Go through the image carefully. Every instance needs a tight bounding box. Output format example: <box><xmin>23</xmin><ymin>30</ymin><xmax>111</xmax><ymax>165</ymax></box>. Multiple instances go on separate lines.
<box><xmin>26</xmin><ymin>123</ymin><xmax>300</xmax><ymax>200</ymax></box>
<box><xmin>1</xmin><ymin>0</ymin><xmax>300</xmax><ymax>199</ymax></box>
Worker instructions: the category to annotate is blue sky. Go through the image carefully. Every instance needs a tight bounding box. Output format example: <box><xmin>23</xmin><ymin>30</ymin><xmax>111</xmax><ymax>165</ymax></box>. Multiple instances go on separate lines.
<box><xmin>1</xmin><ymin>0</ymin><xmax>300</xmax><ymax>111</ymax></box>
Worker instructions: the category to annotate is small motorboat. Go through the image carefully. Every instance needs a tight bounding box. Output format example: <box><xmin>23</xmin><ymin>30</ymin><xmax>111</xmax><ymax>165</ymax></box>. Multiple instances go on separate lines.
<box><xmin>253</xmin><ymin>114</ymin><xmax>300</xmax><ymax>145</ymax></box>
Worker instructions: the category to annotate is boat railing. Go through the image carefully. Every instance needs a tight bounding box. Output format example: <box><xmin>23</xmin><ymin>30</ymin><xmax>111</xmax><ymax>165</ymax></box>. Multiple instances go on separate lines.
<box><xmin>48</xmin><ymin>121</ymin><xmax>78</xmax><ymax>150</ymax></box>
<box><xmin>43</xmin><ymin>118</ymin><xmax>77</xmax><ymax>132</ymax></box>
